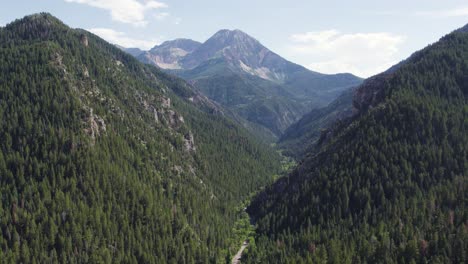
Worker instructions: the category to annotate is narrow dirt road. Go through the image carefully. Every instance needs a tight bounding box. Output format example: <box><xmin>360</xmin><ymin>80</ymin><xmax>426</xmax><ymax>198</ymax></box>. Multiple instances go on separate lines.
<box><xmin>231</xmin><ymin>241</ymin><xmax>249</xmax><ymax>264</ymax></box>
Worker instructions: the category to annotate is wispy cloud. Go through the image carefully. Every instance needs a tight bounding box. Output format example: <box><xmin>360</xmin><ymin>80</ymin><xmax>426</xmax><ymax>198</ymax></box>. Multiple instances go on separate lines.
<box><xmin>89</xmin><ymin>28</ymin><xmax>161</xmax><ymax>49</ymax></box>
<box><xmin>289</xmin><ymin>30</ymin><xmax>406</xmax><ymax>78</ymax></box>
<box><xmin>154</xmin><ymin>12</ymin><xmax>170</xmax><ymax>21</ymax></box>
<box><xmin>65</xmin><ymin>0</ymin><xmax>168</xmax><ymax>27</ymax></box>
<box><xmin>415</xmin><ymin>6</ymin><xmax>468</xmax><ymax>17</ymax></box>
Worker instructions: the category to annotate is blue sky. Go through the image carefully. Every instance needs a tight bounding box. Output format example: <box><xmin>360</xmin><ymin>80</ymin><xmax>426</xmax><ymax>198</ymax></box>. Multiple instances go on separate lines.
<box><xmin>1</xmin><ymin>0</ymin><xmax>468</xmax><ymax>77</ymax></box>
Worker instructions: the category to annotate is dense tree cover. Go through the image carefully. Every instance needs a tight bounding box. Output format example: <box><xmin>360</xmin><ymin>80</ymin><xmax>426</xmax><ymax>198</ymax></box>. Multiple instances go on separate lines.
<box><xmin>176</xmin><ymin>60</ymin><xmax>310</xmax><ymax>139</ymax></box>
<box><xmin>278</xmin><ymin>88</ymin><xmax>356</xmax><ymax>159</ymax></box>
<box><xmin>246</xmin><ymin>26</ymin><xmax>468</xmax><ymax>263</ymax></box>
<box><xmin>0</xmin><ymin>13</ymin><xmax>281</xmax><ymax>263</ymax></box>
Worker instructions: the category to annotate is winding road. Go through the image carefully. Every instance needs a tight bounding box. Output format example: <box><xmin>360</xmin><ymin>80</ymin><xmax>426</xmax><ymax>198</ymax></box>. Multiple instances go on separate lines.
<box><xmin>231</xmin><ymin>241</ymin><xmax>249</xmax><ymax>264</ymax></box>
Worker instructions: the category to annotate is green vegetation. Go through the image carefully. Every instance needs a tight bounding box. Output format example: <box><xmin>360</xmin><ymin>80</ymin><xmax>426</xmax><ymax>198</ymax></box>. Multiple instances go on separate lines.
<box><xmin>0</xmin><ymin>13</ymin><xmax>281</xmax><ymax>263</ymax></box>
<box><xmin>278</xmin><ymin>88</ymin><xmax>356</xmax><ymax>159</ymax></box>
<box><xmin>224</xmin><ymin>149</ymin><xmax>296</xmax><ymax>262</ymax></box>
<box><xmin>225</xmin><ymin>200</ymin><xmax>256</xmax><ymax>259</ymax></box>
<box><xmin>246</xmin><ymin>26</ymin><xmax>468</xmax><ymax>263</ymax></box>
<box><xmin>176</xmin><ymin>60</ymin><xmax>310</xmax><ymax>138</ymax></box>
<box><xmin>2</xmin><ymin>12</ymin><xmax>467</xmax><ymax>264</ymax></box>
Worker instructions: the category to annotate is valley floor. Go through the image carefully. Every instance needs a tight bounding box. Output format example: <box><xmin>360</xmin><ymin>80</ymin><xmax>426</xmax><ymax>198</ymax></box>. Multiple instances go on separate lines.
<box><xmin>231</xmin><ymin>241</ymin><xmax>248</xmax><ymax>264</ymax></box>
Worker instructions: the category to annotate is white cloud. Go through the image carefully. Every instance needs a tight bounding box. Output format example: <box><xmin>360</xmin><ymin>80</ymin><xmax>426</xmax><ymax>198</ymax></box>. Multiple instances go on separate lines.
<box><xmin>415</xmin><ymin>7</ymin><xmax>468</xmax><ymax>17</ymax></box>
<box><xmin>289</xmin><ymin>30</ymin><xmax>406</xmax><ymax>77</ymax></box>
<box><xmin>89</xmin><ymin>28</ymin><xmax>161</xmax><ymax>49</ymax></box>
<box><xmin>65</xmin><ymin>0</ymin><xmax>168</xmax><ymax>27</ymax></box>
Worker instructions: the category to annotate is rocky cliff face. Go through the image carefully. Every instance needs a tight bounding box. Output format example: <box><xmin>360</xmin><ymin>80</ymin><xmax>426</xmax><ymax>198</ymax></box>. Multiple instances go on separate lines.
<box><xmin>352</xmin><ymin>58</ymin><xmax>406</xmax><ymax>113</ymax></box>
<box><xmin>180</xmin><ymin>29</ymin><xmax>303</xmax><ymax>82</ymax></box>
<box><xmin>352</xmin><ymin>73</ymin><xmax>392</xmax><ymax>112</ymax></box>
<box><xmin>138</xmin><ymin>39</ymin><xmax>201</xmax><ymax>69</ymax></box>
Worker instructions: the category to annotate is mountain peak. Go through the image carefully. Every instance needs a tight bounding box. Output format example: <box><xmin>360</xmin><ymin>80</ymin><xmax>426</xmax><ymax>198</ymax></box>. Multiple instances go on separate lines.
<box><xmin>180</xmin><ymin>28</ymin><xmax>267</xmax><ymax>70</ymax></box>
<box><xmin>8</xmin><ymin>12</ymin><xmax>66</xmax><ymax>29</ymax></box>
<box><xmin>213</xmin><ymin>28</ymin><xmax>248</xmax><ymax>36</ymax></box>
<box><xmin>23</xmin><ymin>12</ymin><xmax>56</xmax><ymax>21</ymax></box>
<box><xmin>153</xmin><ymin>38</ymin><xmax>201</xmax><ymax>52</ymax></box>
<box><xmin>139</xmin><ymin>38</ymin><xmax>201</xmax><ymax>69</ymax></box>
<box><xmin>210</xmin><ymin>28</ymin><xmax>260</xmax><ymax>45</ymax></box>
<box><xmin>4</xmin><ymin>13</ymin><xmax>72</xmax><ymax>43</ymax></box>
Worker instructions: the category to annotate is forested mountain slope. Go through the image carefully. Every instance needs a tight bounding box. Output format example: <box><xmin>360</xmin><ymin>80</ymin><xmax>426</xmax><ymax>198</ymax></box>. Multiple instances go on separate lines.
<box><xmin>278</xmin><ymin>59</ymin><xmax>408</xmax><ymax>160</ymax></box>
<box><xmin>131</xmin><ymin>29</ymin><xmax>362</xmax><ymax>138</ymax></box>
<box><xmin>0</xmin><ymin>13</ymin><xmax>281</xmax><ymax>263</ymax></box>
<box><xmin>246</xmin><ymin>24</ymin><xmax>468</xmax><ymax>263</ymax></box>
<box><xmin>278</xmin><ymin>88</ymin><xmax>356</xmax><ymax>159</ymax></box>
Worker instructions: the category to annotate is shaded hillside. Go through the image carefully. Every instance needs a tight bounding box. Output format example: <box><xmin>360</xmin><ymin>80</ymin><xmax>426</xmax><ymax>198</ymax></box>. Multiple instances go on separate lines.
<box><xmin>278</xmin><ymin>62</ymin><xmax>406</xmax><ymax>160</ymax></box>
<box><xmin>120</xmin><ymin>46</ymin><xmax>144</xmax><ymax>57</ymax></box>
<box><xmin>278</xmin><ymin>88</ymin><xmax>356</xmax><ymax>159</ymax></box>
<box><xmin>0</xmin><ymin>13</ymin><xmax>281</xmax><ymax>263</ymax></box>
<box><xmin>246</xmin><ymin>24</ymin><xmax>468</xmax><ymax>263</ymax></box>
<box><xmin>177</xmin><ymin>58</ymin><xmax>309</xmax><ymax>136</ymax></box>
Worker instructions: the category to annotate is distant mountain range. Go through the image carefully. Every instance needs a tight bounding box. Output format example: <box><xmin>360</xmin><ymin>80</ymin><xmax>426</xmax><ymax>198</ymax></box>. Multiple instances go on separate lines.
<box><xmin>137</xmin><ymin>39</ymin><xmax>201</xmax><ymax>69</ymax></box>
<box><xmin>119</xmin><ymin>46</ymin><xmax>144</xmax><ymax>57</ymax></box>
<box><xmin>123</xmin><ymin>30</ymin><xmax>362</xmax><ymax>138</ymax></box>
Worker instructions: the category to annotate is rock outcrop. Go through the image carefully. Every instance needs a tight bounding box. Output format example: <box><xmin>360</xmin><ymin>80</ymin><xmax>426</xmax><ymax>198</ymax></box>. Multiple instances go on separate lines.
<box><xmin>184</xmin><ymin>132</ymin><xmax>196</xmax><ymax>152</ymax></box>
<box><xmin>80</xmin><ymin>34</ymin><xmax>88</xmax><ymax>47</ymax></box>
<box><xmin>84</xmin><ymin>108</ymin><xmax>106</xmax><ymax>144</ymax></box>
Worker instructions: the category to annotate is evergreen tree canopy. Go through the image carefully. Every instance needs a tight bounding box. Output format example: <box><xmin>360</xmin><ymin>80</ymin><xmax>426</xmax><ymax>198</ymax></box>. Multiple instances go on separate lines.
<box><xmin>246</xmin><ymin>23</ymin><xmax>468</xmax><ymax>264</ymax></box>
<box><xmin>0</xmin><ymin>13</ymin><xmax>280</xmax><ymax>263</ymax></box>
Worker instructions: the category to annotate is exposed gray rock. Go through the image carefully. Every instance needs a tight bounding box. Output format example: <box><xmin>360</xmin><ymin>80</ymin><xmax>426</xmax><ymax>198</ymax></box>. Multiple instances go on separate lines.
<box><xmin>184</xmin><ymin>132</ymin><xmax>196</xmax><ymax>152</ymax></box>
<box><xmin>83</xmin><ymin>66</ymin><xmax>89</xmax><ymax>78</ymax></box>
<box><xmin>137</xmin><ymin>39</ymin><xmax>201</xmax><ymax>69</ymax></box>
<box><xmin>161</xmin><ymin>97</ymin><xmax>171</xmax><ymax>108</ymax></box>
<box><xmin>166</xmin><ymin>110</ymin><xmax>178</xmax><ymax>126</ymax></box>
<box><xmin>152</xmin><ymin>108</ymin><xmax>159</xmax><ymax>123</ymax></box>
<box><xmin>353</xmin><ymin>73</ymin><xmax>392</xmax><ymax>113</ymax></box>
<box><xmin>80</xmin><ymin>34</ymin><xmax>88</xmax><ymax>47</ymax></box>
<box><xmin>84</xmin><ymin>108</ymin><xmax>106</xmax><ymax>144</ymax></box>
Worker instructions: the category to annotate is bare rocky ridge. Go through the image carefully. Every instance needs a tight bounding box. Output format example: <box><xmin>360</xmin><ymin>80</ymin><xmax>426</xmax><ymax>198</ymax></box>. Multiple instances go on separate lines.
<box><xmin>353</xmin><ymin>73</ymin><xmax>392</xmax><ymax>112</ymax></box>
<box><xmin>138</xmin><ymin>39</ymin><xmax>201</xmax><ymax>69</ymax></box>
<box><xmin>180</xmin><ymin>29</ymin><xmax>288</xmax><ymax>82</ymax></box>
<box><xmin>126</xmin><ymin>29</ymin><xmax>362</xmax><ymax>138</ymax></box>
<box><xmin>84</xmin><ymin>108</ymin><xmax>106</xmax><ymax>144</ymax></box>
